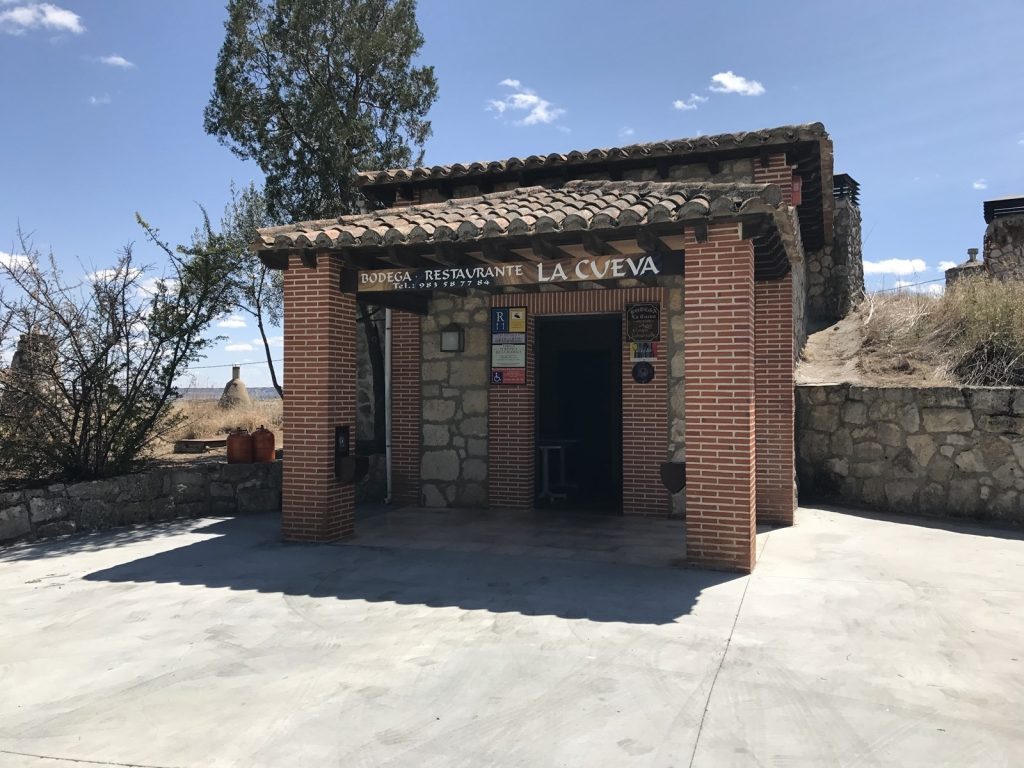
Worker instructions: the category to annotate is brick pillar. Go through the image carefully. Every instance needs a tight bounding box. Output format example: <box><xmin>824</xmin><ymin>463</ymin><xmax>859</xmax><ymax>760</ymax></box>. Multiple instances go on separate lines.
<box><xmin>684</xmin><ymin>226</ymin><xmax>757</xmax><ymax>572</ymax></box>
<box><xmin>488</xmin><ymin>311</ymin><xmax>535</xmax><ymax>509</ymax></box>
<box><xmin>755</xmin><ymin>275</ymin><xmax>796</xmax><ymax>525</ymax></box>
<box><xmin>281</xmin><ymin>252</ymin><xmax>357</xmax><ymax>542</ymax></box>
<box><xmin>390</xmin><ymin>311</ymin><xmax>421</xmax><ymax>506</ymax></box>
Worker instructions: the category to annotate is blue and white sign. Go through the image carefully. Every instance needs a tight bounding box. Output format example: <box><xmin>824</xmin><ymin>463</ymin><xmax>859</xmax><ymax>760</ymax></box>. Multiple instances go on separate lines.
<box><xmin>491</xmin><ymin>308</ymin><xmax>509</xmax><ymax>333</ymax></box>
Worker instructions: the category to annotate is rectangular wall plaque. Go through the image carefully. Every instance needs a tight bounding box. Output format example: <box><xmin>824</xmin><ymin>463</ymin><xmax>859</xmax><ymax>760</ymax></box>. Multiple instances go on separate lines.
<box><xmin>490</xmin><ymin>306</ymin><xmax>527</xmax><ymax>386</ymax></box>
<box><xmin>625</xmin><ymin>303</ymin><xmax>661</xmax><ymax>342</ymax></box>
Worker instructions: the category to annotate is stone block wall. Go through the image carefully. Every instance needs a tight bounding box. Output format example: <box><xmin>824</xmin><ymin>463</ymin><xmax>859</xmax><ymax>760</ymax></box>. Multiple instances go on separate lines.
<box><xmin>0</xmin><ymin>461</ymin><xmax>282</xmax><ymax>546</ymax></box>
<box><xmin>419</xmin><ymin>292</ymin><xmax>491</xmax><ymax>507</ymax></box>
<box><xmin>664</xmin><ymin>276</ymin><xmax>686</xmax><ymax>515</ymax></box>
<box><xmin>984</xmin><ymin>214</ymin><xmax>1024</xmax><ymax>281</ymax></box>
<box><xmin>805</xmin><ymin>197</ymin><xmax>864</xmax><ymax>323</ymax></box>
<box><xmin>797</xmin><ymin>385</ymin><xmax>1024</xmax><ymax>524</ymax></box>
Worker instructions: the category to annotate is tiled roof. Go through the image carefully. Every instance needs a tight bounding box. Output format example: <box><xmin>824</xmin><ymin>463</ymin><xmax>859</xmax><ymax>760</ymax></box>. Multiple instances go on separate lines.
<box><xmin>254</xmin><ymin>180</ymin><xmax>784</xmax><ymax>252</ymax></box>
<box><xmin>355</xmin><ymin>123</ymin><xmax>827</xmax><ymax>187</ymax></box>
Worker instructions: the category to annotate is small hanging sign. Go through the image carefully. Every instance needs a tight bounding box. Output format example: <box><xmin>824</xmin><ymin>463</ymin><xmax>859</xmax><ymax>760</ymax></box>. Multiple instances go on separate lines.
<box><xmin>625</xmin><ymin>303</ymin><xmax>661</xmax><ymax>342</ymax></box>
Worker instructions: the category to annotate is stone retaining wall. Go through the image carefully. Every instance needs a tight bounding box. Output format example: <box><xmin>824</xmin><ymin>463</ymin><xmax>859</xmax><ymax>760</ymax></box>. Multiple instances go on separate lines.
<box><xmin>0</xmin><ymin>461</ymin><xmax>282</xmax><ymax>545</ymax></box>
<box><xmin>797</xmin><ymin>385</ymin><xmax>1024</xmax><ymax>524</ymax></box>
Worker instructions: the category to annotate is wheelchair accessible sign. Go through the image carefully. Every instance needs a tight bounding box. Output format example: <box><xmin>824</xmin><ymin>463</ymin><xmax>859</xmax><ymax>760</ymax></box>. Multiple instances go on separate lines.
<box><xmin>490</xmin><ymin>307</ymin><xmax>527</xmax><ymax>385</ymax></box>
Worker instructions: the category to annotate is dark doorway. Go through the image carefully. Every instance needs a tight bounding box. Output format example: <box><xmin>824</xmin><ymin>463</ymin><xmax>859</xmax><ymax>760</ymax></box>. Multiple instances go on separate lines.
<box><xmin>535</xmin><ymin>314</ymin><xmax>622</xmax><ymax>512</ymax></box>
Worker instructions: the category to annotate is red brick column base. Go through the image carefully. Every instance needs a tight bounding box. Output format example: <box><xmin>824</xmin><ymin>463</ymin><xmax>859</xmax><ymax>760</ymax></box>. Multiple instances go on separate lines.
<box><xmin>281</xmin><ymin>252</ymin><xmax>357</xmax><ymax>542</ymax></box>
<box><xmin>389</xmin><ymin>311</ymin><xmax>422</xmax><ymax>506</ymax></box>
<box><xmin>755</xmin><ymin>275</ymin><xmax>796</xmax><ymax>525</ymax></box>
<box><xmin>684</xmin><ymin>226</ymin><xmax>757</xmax><ymax>572</ymax></box>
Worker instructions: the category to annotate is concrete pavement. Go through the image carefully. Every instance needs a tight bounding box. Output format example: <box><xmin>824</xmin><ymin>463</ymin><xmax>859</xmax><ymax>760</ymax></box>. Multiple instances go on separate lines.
<box><xmin>1</xmin><ymin>506</ymin><xmax>1021</xmax><ymax>767</ymax></box>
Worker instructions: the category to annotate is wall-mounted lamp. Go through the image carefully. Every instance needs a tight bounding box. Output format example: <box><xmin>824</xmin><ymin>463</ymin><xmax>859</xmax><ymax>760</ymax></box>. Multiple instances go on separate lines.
<box><xmin>440</xmin><ymin>324</ymin><xmax>464</xmax><ymax>352</ymax></box>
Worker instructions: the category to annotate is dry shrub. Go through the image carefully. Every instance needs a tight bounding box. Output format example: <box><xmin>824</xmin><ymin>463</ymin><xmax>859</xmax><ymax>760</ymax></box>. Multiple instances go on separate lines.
<box><xmin>861</xmin><ymin>290</ymin><xmax>938</xmax><ymax>351</ymax></box>
<box><xmin>858</xmin><ymin>277</ymin><xmax>1024</xmax><ymax>386</ymax></box>
<box><xmin>937</xmin><ymin>278</ymin><xmax>1024</xmax><ymax>385</ymax></box>
<box><xmin>168</xmin><ymin>397</ymin><xmax>283</xmax><ymax>441</ymax></box>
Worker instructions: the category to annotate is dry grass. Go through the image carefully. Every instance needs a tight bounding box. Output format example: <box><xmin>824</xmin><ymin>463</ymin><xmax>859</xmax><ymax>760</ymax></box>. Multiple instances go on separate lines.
<box><xmin>166</xmin><ymin>397</ymin><xmax>284</xmax><ymax>442</ymax></box>
<box><xmin>859</xmin><ymin>277</ymin><xmax>1024</xmax><ymax>385</ymax></box>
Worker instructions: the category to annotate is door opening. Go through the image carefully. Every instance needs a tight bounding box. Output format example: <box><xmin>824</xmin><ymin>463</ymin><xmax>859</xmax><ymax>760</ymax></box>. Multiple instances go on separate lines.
<box><xmin>535</xmin><ymin>314</ymin><xmax>622</xmax><ymax>512</ymax></box>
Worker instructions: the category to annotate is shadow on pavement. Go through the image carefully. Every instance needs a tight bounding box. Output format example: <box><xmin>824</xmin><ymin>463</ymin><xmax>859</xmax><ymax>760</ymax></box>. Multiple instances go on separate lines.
<box><xmin>83</xmin><ymin>514</ymin><xmax>740</xmax><ymax>625</ymax></box>
<box><xmin>0</xmin><ymin>518</ymin><xmax>214</xmax><ymax>563</ymax></box>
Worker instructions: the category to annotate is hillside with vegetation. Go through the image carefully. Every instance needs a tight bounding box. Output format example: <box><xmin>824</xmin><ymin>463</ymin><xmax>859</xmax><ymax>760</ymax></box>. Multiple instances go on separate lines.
<box><xmin>799</xmin><ymin>278</ymin><xmax>1024</xmax><ymax>387</ymax></box>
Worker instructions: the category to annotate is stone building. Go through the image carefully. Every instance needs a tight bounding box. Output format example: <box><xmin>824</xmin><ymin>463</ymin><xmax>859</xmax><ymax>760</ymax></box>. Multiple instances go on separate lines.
<box><xmin>254</xmin><ymin>122</ymin><xmax>862</xmax><ymax>572</ymax></box>
<box><xmin>945</xmin><ymin>196</ymin><xmax>1024</xmax><ymax>286</ymax></box>
<box><xmin>982</xmin><ymin>196</ymin><xmax>1024</xmax><ymax>281</ymax></box>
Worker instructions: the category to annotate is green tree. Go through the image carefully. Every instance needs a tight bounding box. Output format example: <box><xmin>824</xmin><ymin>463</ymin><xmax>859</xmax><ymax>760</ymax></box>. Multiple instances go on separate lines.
<box><xmin>203</xmin><ymin>0</ymin><xmax>438</xmax><ymax>450</ymax></box>
<box><xmin>184</xmin><ymin>183</ymin><xmax>286</xmax><ymax>397</ymax></box>
<box><xmin>0</xmin><ymin>227</ymin><xmax>233</xmax><ymax>482</ymax></box>
<box><xmin>204</xmin><ymin>0</ymin><xmax>438</xmax><ymax>223</ymax></box>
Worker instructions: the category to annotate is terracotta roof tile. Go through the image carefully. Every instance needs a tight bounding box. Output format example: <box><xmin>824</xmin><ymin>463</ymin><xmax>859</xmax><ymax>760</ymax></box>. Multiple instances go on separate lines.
<box><xmin>254</xmin><ymin>180</ymin><xmax>783</xmax><ymax>253</ymax></box>
<box><xmin>355</xmin><ymin>123</ymin><xmax>827</xmax><ymax>187</ymax></box>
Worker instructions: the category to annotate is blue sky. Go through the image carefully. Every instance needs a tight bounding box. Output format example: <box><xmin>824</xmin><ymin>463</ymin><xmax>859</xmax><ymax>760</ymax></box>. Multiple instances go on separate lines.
<box><xmin>1</xmin><ymin>0</ymin><xmax>1022</xmax><ymax>387</ymax></box>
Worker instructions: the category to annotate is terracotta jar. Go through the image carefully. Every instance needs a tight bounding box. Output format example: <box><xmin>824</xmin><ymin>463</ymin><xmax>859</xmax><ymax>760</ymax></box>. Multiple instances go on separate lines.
<box><xmin>226</xmin><ymin>428</ymin><xmax>253</xmax><ymax>464</ymax></box>
<box><xmin>252</xmin><ymin>425</ymin><xmax>276</xmax><ymax>463</ymax></box>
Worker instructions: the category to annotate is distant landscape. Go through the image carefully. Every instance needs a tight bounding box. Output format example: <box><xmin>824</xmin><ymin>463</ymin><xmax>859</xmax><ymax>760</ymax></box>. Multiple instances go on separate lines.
<box><xmin>180</xmin><ymin>387</ymin><xmax>281</xmax><ymax>401</ymax></box>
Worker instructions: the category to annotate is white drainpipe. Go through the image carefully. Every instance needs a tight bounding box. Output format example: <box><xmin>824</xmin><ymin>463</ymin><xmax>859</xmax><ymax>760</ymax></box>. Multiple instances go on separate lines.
<box><xmin>384</xmin><ymin>307</ymin><xmax>393</xmax><ymax>504</ymax></box>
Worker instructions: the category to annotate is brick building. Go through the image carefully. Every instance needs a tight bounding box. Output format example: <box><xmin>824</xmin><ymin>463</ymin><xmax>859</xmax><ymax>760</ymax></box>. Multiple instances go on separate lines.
<box><xmin>254</xmin><ymin>122</ymin><xmax>862</xmax><ymax>572</ymax></box>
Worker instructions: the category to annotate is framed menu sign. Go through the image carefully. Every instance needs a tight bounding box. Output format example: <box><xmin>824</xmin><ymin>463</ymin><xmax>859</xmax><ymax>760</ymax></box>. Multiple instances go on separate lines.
<box><xmin>625</xmin><ymin>303</ymin><xmax>661</xmax><ymax>342</ymax></box>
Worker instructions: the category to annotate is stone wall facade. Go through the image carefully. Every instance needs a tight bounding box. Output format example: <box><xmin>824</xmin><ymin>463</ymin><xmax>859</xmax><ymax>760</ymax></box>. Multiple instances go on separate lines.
<box><xmin>983</xmin><ymin>213</ymin><xmax>1024</xmax><ymax>281</ymax></box>
<box><xmin>420</xmin><ymin>292</ymin><xmax>491</xmax><ymax>507</ymax></box>
<box><xmin>797</xmin><ymin>385</ymin><xmax>1024</xmax><ymax>524</ymax></box>
<box><xmin>664</xmin><ymin>276</ymin><xmax>686</xmax><ymax>515</ymax></box>
<box><xmin>805</xmin><ymin>197</ymin><xmax>864</xmax><ymax>323</ymax></box>
<box><xmin>0</xmin><ymin>461</ymin><xmax>282</xmax><ymax>546</ymax></box>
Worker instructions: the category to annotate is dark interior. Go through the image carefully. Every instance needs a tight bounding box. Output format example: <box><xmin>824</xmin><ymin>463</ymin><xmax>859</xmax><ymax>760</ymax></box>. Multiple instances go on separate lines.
<box><xmin>535</xmin><ymin>314</ymin><xmax>622</xmax><ymax>512</ymax></box>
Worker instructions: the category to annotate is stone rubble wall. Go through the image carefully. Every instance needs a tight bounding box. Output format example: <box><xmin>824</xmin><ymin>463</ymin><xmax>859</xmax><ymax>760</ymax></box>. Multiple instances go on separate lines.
<box><xmin>805</xmin><ymin>197</ymin><xmax>864</xmax><ymax>323</ymax></box>
<box><xmin>419</xmin><ymin>292</ymin><xmax>491</xmax><ymax>507</ymax></box>
<box><xmin>664</xmin><ymin>276</ymin><xmax>686</xmax><ymax>515</ymax></box>
<box><xmin>983</xmin><ymin>214</ymin><xmax>1024</xmax><ymax>281</ymax></box>
<box><xmin>797</xmin><ymin>385</ymin><xmax>1024</xmax><ymax>524</ymax></box>
<box><xmin>0</xmin><ymin>461</ymin><xmax>282</xmax><ymax>546</ymax></box>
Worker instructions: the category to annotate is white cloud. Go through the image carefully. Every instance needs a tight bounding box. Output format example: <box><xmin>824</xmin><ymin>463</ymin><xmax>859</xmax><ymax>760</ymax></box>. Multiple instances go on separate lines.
<box><xmin>225</xmin><ymin>343</ymin><xmax>254</xmax><ymax>353</ymax></box>
<box><xmin>672</xmin><ymin>93</ymin><xmax>708</xmax><ymax>111</ymax></box>
<box><xmin>89</xmin><ymin>94</ymin><xmax>111</xmax><ymax>106</ymax></box>
<box><xmin>863</xmin><ymin>258</ymin><xmax>927</xmax><ymax>276</ymax></box>
<box><xmin>0</xmin><ymin>250</ymin><xmax>31</xmax><ymax>269</ymax></box>
<box><xmin>709</xmin><ymin>71</ymin><xmax>765</xmax><ymax>96</ymax></box>
<box><xmin>217</xmin><ymin>314</ymin><xmax>247</xmax><ymax>329</ymax></box>
<box><xmin>972</xmin><ymin>179</ymin><xmax>988</xmax><ymax>190</ymax></box>
<box><xmin>938</xmin><ymin>261</ymin><xmax>958</xmax><ymax>271</ymax></box>
<box><xmin>87</xmin><ymin>267</ymin><xmax>142</xmax><ymax>282</ymax></box>
<box><xmin>0</xmin><ymin>2</ymin><xmax>84</xmax><ymax>35</ymax></box>
<box><xmin>1018</xmin><ymin>133</ymin><xmax>1024</xmax><ymax>146</ymax></box>
<box><xmin>254</xmin><ymin>335</ymin><xmax>283</xmax><ymax>348</ymax></box>
<box><xmin>619</xmin><ymin>126</ymin><xmax>635</xmax><ymax>139</ymax></box>
<box><xmin>487</xmin><ymin>80</ymin><xmax>566</xmax><ymax>127</ymax></box>
<box><xmin>98</xmin><ymin>53</ymin><xmax>134</xmax><ymax>69</ymax></box>
<box><xmin>137</xmin><ymin>276</ymin><xmax>178</xmax><ymax>296</ymax></box>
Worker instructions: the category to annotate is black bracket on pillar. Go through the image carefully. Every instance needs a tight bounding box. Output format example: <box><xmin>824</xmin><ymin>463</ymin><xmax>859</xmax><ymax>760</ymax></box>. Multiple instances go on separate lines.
<box><xmin>300</xmin><ymin>251</ymin><xmax>317</xmax><ymax>269</ymax></box>
<box><xmin>692</xmin><ymin>220</ymin><xmax>708</xmax><ymax>243</ymax></box>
